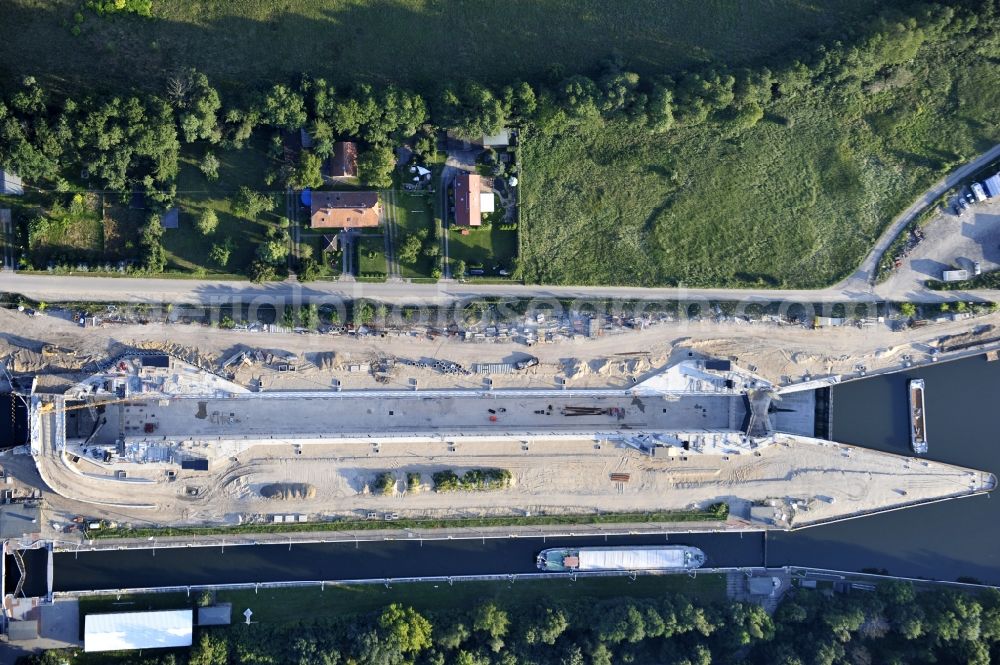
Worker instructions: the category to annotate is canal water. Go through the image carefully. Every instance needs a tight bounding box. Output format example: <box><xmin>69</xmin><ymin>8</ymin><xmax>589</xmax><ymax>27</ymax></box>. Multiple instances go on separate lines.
<box><xmin>21</xmin><ymin>532</ymin><xmax>764</xmax><ymax>596</ymax></box>
<box><xmin>770</xmin><ymin>352</ymin><xmax>1000</xmax><ymax>583</ymax></box>
<box><xmin>11</xmin><ymin>353</ymin><xmax>1000</xmax><ymax>596</ymax></box>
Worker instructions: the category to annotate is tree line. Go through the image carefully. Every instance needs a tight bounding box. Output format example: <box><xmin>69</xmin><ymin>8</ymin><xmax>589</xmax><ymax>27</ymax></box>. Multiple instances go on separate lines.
<box><xmin>1</xmin><ymin>0</ymin><xmax>995</xmax><ymax>278</ymax></box>
<box><xmin>2</xmin><ymin>2</ymin><xmax>981</xmax><ymax>196</ymax></box>
<box><xmin>23</xmin><ymin>580</ymin><xmax>1000</xmax><ymax>665</ymax></box>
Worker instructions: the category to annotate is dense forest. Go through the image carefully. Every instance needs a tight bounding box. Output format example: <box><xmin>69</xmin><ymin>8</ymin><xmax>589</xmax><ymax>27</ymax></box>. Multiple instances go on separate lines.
<box><xmin>23</xmin><ymin>581</ymin><xmax>1000</xmax><ymax>665</ymax></box>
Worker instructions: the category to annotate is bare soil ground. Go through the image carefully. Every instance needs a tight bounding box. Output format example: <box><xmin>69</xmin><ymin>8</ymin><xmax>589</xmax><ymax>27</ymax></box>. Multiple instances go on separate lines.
<box><xmin>2</xmin><ymin>306</ymin><xmax>998</xmax><ymax>394</ymax></box>
<box><xmin>3</xmin><ymin>307</ymin><xmax>996</xmax><ymax>537</ymax></box>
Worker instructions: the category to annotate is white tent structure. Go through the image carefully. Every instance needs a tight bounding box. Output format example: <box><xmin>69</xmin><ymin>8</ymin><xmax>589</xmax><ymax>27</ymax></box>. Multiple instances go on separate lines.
<box><xmin>480</xmin><ymin>192</ymin><xmax>495</xmax><ymax>213</ymax></box>
<box><xmin>85</xmin><ymin>610</ymin><xmax>193</xmax><ymax>652</ymax></box>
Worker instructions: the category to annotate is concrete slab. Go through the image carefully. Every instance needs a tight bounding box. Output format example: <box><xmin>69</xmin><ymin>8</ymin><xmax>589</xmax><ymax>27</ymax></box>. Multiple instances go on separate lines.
<box><xmin>85</xmin><ymin>392</ymin><xmax>746</xmax><ymax>445</ymax></box>
<box><xmin>1</xmin><ymin>597</ymin><xmax>79</xmax><ymax>665</ymax></box>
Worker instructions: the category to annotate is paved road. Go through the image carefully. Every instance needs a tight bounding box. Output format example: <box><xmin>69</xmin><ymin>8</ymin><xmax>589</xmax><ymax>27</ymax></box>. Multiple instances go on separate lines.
<box><xmin>3</xmin><ymin>145</ymin><xmax>999</xmax><ymax>305</ymax></box>
<box><xmin>4</xmin><ymin>271</ymin><xmax>998</xmax><ymax>305</ymax></box>
<box><xmin>835</xmin><ymin>142</ymin><xmax>1000</xmax><ymax>293</ymax></box>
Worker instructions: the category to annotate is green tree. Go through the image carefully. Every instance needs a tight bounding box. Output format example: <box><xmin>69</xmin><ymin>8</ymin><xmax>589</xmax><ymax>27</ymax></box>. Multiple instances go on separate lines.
<box><xmin>189</xmin><ymin>632</ymin><xmax>228</xmax><ymax>665</ymax></box>
<box><xmin>291</xmin><ymin>151</ymin><xmax>324</xmax><ymax>189</ymax></box>
<box><xmin>473</xmin><ymin>602</ymin><xmax>510</xmax><ymax>643</ymax></box>
<box><xmin>357</xmin><ymin>145</ymin><xmax>395</xmax><ymax>188</ymax></box>
<box><xmin>220</xmin><ymin>107</ymin><xmax>255</xmax><ymax>150</ymax></box>
<box><xmin>209</xmin><ymin>238</ymin><xmax>233</xmax><ymax>267</ymax></box>
<box><xmin>437</xmin><ymin>81</ymin><xmax>507</xmax><ymax>138</ymax></box>
<box><xmin>257</xmin><ymin>228</ymin><xmax>290</xmax><ymax>264</ymax></box>
<box><xmin>435</xmin><ymin>622</ymin><xmax>470</xmax><ymax>650</ymax></box>
<box><xmin>248</xmin><ymin>259</ymin><xmax>277</xmax><ymax>283</ymax></box>
<box><xmin>75</xmin><ymin>96</ymin><xmax>180</xmax><ymax>191</ymax></box>
<box><xmin>355</xmin><ymin>301</ymin><xmax>375</xmax><ymax>325</ymax></box>
<box><xmin>559</xmin><ymin>75</ymin><xmax>602</xmax><ymax>121</ymax></box>
<box><xmin>644</xmin><ymin>83</ymin><xmax>675</xmax><ymax>133</ymax></box>
<box><xmin>297</xmin><ymin>257</ymin><xmax>321</xmax><ymax>282</ymax></box>
<box><xmin>232</xmin><ymin>186</ymin><xmax>272</xmax><ymax>218</ymax></box>
<box><xmin>899</xmin><ymin>302</ymin><xmax>917</xmax><ymax>317</ymax></box>
<box><xmin>311</xmin><ymin>118</ymin><xmax>335</xmax><ymax>157</ymax></box>
<box><xmin>196</xmin><ymin>208</ymin><xmax>219</xmax><ymax>235</ymax></box>
<box><xmin>169</xmin><ymin>69</ymin><xmax>221</xmax><ymax>143</ymax></box>
<box><xmin>257</xmin><ymin>84</ymin><xmax>307</xmax><ymax>131</ymax></box>
<box><xmin>398</xmin><ymin>234</ymin><xmax>423</xmax><ymax>264</ymax></box>
<box><xmin>527</xmin><ymin>607</ymin><xmax>568</xmax><ymax>645</ymax></box>
<box><xmin>139</xmin><ymin>214</ymin><xmax>166</xmax><ymax>273</ymax></box>
<box><xmin>378</xmin><ymin>604</ymin><xmax>432</xmax><ymax>655</ymax></box>
<box><xmin>200</xmin><ymin>151</ymin><xmax>220</xmax><ymax>181</ymax></box>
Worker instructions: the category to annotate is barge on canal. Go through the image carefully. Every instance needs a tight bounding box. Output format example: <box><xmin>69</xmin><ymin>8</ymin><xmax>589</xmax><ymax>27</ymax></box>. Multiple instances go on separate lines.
<box><xmin>909</xmin><ymin>378</ymin><xmax>928</xmax><ymax>454</ymax></box>
<box><xmin>537</xmin><ymin>546</ymin><xmax>706</xmax><ymax>572</ymax></box>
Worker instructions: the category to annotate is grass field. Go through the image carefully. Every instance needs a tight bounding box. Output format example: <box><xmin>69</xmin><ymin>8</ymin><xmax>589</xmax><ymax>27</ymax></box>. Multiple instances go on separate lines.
<box><xmin>520</xmin><ymin>45</ymin><xmax>1000</xmax><ymax>287</ymax></box>
<box><xmin>76</xmin><ymin>574</ymin><xmax>725</xmax><ymax>629</ymax></box>
<box><xmin>1</xmin><ymin>0</ymin><xmax>888</xmax><ymax>97</ymax></box>
<box><xmin>165</xmin><ymin>137</ymin><xmax>281</xmax><ymax>275</ymax></box>
<box><xmin>216</xmin><ymin>575</ymin><xmax>726</xmax><ymax>625</ymax></box>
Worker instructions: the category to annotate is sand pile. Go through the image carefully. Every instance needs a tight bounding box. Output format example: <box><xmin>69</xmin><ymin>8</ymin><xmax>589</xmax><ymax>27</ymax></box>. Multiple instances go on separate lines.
<box><xmin>259</xmin><ymin>483</ymin><xmax>317</xmax><ymax>500</ymax></box>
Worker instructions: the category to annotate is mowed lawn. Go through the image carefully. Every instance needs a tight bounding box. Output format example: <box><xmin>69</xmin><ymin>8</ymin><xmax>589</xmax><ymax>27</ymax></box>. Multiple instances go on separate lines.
<box><xmin>2</xmin><ymin>0</ymin><xmax>884</xmax><ymax>95</ymax></box>
<box><xmin>449</xmin><ymin>222</ymin><xmax>518</xmax><ymax>276</ymax></box>
<box><xmin>519</xmin><ymin>56</ymin><xmax>1000</xmax><ymax>288</ymax></box>
<box><xmin>389</xmin><ymin>190</ymin><xmax>437</xmax><ymax>278</ymax></box>
<box><xmin>165</xmin><ymin>137</ymin><xmax>281</xmax><ymax>276</ymax></box>
<box><xmin>356</xmin><ymin>233</ymin><xmax>387</xmax><ymax>277</ymax></box>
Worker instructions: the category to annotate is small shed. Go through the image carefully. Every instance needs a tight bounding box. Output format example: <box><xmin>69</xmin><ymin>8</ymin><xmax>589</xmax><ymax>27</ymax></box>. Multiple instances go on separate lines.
<box><xmin>0</xmin><ymin>169</ymin><xmax>24</xmax><ymax>196</ymax></box>
<box><xmin>482</xmin><ymin>129</ymin><xmax>511</xmax><ymax>147</ymax></box>
<box><xmin>84</xmin><ymin>610</ymin><xmax>193</xmax><ymax>652</ymax></box>
<box><xmin>160</xmin><ymin>207</ymin><xmax>179</xmax><ymax>229</ymax></box>
<box><xmin>197</xmin><ymin>604</ymin><xmax>232</xmax><ymax>626</ymax></box>
<box><xmin>322</xmin><ymin>234</ymin><xmax>340</xmax><ymax>253</ymax></box>
<box><xmin>479</xmin><ymin>192</ymin><xmax>495</xmax><ymax>213</ymax></box>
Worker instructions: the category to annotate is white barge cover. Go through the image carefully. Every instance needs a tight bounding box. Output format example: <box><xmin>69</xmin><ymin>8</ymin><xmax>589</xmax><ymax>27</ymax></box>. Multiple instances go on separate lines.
<box><xmin>85</xmin><ymin>610</ymin><xmax>193</xmax><ymax>652</ymax></box>
<box><xmin>578</xmin><ymin>547</ymin><xmax>687</xmax><ymax>571</ymax></box>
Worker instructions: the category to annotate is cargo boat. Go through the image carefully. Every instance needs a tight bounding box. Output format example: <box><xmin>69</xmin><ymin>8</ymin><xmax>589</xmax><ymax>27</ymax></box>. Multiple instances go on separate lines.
<box><xmin>536</xmin><ymin>546</ymin><xmax>706</xmax><ymax>572</ymax></box>
<box><xmin>909</xmin><ymin>378</ymin><xmax>928</xmax><ymax>454</ymax></box>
